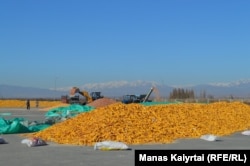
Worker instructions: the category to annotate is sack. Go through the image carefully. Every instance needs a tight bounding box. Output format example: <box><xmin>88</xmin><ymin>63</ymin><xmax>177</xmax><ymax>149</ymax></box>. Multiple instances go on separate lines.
<box><xmin>0</xmin><ymin>137</ymin><xmax>7</xmax><ymax>144</ymax></box>
<box><xmin>21</xmin><ymin>137</ymin><xmax>47</xmax><ymax>147</ymax></box>
<box><xmin>94</xmin><ymin>141</ymin><xmax>129</xmax><ymax>150</ymax></box>
<box><xmin>200</xmin><ymin>134</ymin><xmax>218</xmax><ymax>141</ymax></box>
<box><xmin>241</xmin><ymin>130</ymin><xmax>250</xmax><ymax>136</ymax></box>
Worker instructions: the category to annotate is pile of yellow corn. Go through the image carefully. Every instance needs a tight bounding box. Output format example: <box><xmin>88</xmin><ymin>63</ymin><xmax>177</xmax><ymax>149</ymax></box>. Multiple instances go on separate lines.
<box><xmin>29</xmin><ymin>101</ymin><xmax>250</xmax><ymax>146</ymax></box>
<box><xmin>0</xmin><ymin>99</ymin><xmax>62</xmax><ymax>108</ymax></box>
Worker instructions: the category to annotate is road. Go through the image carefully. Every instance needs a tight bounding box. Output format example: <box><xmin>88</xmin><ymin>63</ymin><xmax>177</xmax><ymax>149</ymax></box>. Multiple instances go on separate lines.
<box><xmin>0</xmin><ymin>108</ymin><xmax>250</xmax><ymax>166</ymax></box>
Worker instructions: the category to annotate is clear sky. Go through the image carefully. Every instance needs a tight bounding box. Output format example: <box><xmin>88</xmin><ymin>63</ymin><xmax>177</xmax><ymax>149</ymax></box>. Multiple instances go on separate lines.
<box><xmin>1</xmin><ymin>0</ymin><xmax>249</xmax><ymax>89</ymax></box>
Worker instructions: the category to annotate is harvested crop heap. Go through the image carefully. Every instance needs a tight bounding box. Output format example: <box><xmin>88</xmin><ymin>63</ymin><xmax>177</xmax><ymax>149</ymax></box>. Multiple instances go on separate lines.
<box><xmin>87</xmin><ymin>98</ymin><xmax>118</xmax><ymax>108</ymax></box>
<box><xmin>29</xmin><ymin>101</ymin><xmax>250</xmax><ymax>146</ymax></box>
<box><xmin>0</xmin><ymin>100</ymin><xmax>62</xmax><ymax>108</ymax></box>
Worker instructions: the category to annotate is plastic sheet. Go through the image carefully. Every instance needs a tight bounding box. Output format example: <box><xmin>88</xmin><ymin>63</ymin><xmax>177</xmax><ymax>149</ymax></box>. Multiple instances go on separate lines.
<box><xmin>45</xmin><ymin>104</ymin><xmax>94</xmax><ymax>119</ymax></box>
<box><xmin>0</xmin><ymin>117</ymin><xmax>51</xmax><ymax>134</ymax></box>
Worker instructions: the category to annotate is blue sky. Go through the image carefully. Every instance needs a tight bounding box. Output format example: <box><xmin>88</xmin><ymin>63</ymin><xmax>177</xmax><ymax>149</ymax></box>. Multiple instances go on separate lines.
<box><xmin>1</xmin><ymin>0</ymin><xmax>249</xmax><ymax>89</ymax></box>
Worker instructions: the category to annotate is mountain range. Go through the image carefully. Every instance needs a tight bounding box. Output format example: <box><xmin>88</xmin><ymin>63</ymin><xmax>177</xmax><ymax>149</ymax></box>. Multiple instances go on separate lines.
<box><xmin>1</xmin><ymin>80</ymin><xmax>250</xmax><ymax>99</ymax></box>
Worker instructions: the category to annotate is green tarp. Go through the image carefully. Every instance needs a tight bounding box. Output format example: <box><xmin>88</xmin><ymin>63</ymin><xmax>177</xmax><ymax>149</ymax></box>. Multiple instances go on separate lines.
<box><xmin>0</xmin><ymin>104</ymin><xmax>95</xmax><ymax>134</ymax></box>
<box><xmin>45</xmin><ymin>104</ymin><xmax>95</xmax><ymax>119</ymax></box>
<box><xmin>0</xmin><ymin>117</ymin><xmax>51</xmax><ymax>134</ymax></box>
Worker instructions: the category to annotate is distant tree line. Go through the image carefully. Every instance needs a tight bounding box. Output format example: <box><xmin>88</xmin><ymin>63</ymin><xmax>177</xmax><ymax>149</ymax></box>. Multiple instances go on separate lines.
<box><xmin>169</xmin><ymin>88</ymin><xmax>195</xmax><ymax>99</ymax></box>
<box><xmin>168</xmin><ymin>88</ymin><xmax>216</xmax><ymax>100</ymax></box>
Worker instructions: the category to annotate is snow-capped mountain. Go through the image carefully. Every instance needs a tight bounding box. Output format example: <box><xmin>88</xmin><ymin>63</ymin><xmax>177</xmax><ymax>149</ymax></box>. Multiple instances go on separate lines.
<box><xmin>208</xmin><ymin>79</ymin><xmax>250</xmax><ymax>87</ymax></box>
<box><xmin>0</xmin><ymin>84</ymin><xmax>63</xmax><ymax>99</ymax></box>
<box><xmin>1</xmin><ymin>79</ymin><xmax>250</xmax><ymax>98</ymax></box>
<box><xmin>56</xmin><ymin>80</ymin><xmax>172</xmax><ymax>98</ymax></box>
